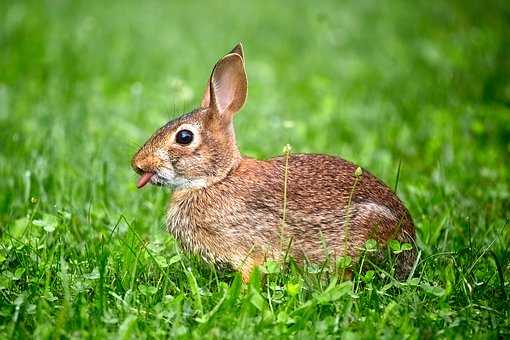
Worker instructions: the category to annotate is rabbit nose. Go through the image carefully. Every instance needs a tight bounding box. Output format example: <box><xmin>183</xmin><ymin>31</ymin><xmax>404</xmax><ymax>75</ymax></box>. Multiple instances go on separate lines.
<box><xmin>132</xmin><ymin>163</ymin><xmax>144</xmax><ymax>175</ymax></box>
<box><xmin>131</xmin><ymin>157</ymin><xmax>147</xmax><ymax>175</ymax></box>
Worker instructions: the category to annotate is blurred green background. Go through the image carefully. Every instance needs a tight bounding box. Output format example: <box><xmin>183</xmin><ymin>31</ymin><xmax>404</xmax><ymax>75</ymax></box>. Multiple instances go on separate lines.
<box><xmin>1</xmin><ymin>0</ymin><xmax>509</xmax><ymax>338</ymax></box>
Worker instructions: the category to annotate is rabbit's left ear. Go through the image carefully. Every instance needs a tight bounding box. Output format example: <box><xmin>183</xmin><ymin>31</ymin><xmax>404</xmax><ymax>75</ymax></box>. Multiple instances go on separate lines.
<box><xmin>201</xmin><ymin>44</ymin><xmax>247</xmax><ymax>122</ymax></box>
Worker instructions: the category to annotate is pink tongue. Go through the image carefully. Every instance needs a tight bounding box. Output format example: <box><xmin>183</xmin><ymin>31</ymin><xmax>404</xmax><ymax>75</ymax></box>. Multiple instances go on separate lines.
<box><xmin>137</xmin><ymin>172</ymin><xmax>154</xmax><ymax>189</ymax></box>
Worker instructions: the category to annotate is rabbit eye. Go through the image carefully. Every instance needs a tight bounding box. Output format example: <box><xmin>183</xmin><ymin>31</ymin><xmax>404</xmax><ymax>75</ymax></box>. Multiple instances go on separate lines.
<box><xmin>175</xmin><ymin>129</ymin><xmax>194</xmax><ymax>145</ymax></box>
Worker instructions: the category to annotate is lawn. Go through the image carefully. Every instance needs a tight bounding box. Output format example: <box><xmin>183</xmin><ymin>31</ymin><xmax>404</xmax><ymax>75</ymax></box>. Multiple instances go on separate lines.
<box><xmin>1</xmin><ymin>0</ymin><xmax>509</xmax><ymax>338</ymax></box>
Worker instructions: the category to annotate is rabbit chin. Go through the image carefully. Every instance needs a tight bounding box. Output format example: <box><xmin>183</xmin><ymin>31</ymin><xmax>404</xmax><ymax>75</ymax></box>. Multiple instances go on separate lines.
<box><xmin>156</xmin><ymin>167</ymin><xmax>208</xmax><ymax>190</ymax></box>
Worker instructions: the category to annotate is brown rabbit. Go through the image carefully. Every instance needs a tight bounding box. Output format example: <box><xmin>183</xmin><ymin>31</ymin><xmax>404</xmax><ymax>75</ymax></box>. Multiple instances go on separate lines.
<box><xmin>132</xmin><ymin>43</ymin><xmax>416</xmax><ymax>283</ymax></box>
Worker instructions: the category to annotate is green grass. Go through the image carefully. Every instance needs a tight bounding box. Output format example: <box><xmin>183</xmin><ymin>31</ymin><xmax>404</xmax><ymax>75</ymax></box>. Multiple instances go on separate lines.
<box><xmin>1</xmin><ymin>0</ymin><xmax>509</xmax><ymax>338</ymax></box>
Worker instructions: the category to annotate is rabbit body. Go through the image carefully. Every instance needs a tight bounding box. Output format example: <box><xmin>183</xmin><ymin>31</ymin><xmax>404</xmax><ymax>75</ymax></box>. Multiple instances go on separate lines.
<box><xmin>132</xmin><ymin>43</ymin><xmax>416</xmax><ymax>282</ymax></box>
<box><xmin>167</xmin><ymin>154</ymin><xmax>415</xmax><ymax>281</ymax></box>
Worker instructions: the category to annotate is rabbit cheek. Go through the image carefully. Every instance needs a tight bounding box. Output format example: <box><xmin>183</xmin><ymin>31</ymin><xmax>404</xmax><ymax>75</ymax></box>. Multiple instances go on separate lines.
<box><xmin>173</xmin><ymin>154</ymin><xmax>204</xmax><ymax>178</ymax></box>
<box><xmin>167</xmin><ymin>151</ymin><xmax>207</xmax><ymax>184</ymax></box>
<box><xmin>154</xmin><ymin>147</ymin><xmax>172</xmax><ymax>163</ymax></box>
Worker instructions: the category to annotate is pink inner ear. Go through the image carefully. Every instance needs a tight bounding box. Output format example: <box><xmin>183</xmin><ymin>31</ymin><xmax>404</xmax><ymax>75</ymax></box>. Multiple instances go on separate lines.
<box><xmin>211</xmin><ymin>71</ymin><xmax>237</xmax><ymax>113</ymax></box>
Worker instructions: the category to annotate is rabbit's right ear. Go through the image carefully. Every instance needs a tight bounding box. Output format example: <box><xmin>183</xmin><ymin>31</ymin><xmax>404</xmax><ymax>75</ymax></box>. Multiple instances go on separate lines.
<box><xmin>200</xmin><ymin>52</ymin><xmax>247</xmax><ymax>124</ymax></box>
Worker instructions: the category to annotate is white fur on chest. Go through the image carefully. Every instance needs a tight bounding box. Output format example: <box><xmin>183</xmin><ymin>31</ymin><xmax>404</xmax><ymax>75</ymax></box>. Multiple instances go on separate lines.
<box><xmin>166</xmin><ymin>199</ymin><xmax>225</xmax><ymax>265</ymax></box>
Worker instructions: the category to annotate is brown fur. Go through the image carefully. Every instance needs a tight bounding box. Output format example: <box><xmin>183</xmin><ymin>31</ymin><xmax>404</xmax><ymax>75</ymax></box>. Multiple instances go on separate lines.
<box><xmin>132</xmin><ymin>43</ymin><xmax>416</xmax><ymax>282</ymax></box>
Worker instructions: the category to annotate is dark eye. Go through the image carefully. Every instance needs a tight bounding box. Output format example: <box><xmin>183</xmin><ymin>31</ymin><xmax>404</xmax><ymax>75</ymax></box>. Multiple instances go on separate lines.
<box><xmin>175</xmin><ymin>129</ymin><xmax>194</xmax><ymax>145</ymax></box>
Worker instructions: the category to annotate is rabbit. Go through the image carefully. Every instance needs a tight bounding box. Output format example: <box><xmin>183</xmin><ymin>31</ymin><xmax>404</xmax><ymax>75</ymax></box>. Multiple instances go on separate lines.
<box><xmin>132</xmin><ymin>43</ymin><xmax>416</xmax><ymax>283</ymax></box>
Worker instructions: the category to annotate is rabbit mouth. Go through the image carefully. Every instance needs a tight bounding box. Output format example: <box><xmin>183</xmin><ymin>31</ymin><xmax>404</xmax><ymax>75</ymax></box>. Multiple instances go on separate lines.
<box><xmin>137</xmin><ymin>172</ymin><xmax>154</xmax><ymax>188</ymax></box>
<box><xmin>137</xmin><ymin>166</ymin><xmax>207</xmax><ymax>190</ymax></box>
<box><xmin>136</xmin><ymin>171</ymin><xmax>171</xmax><ymax>188</ymax></box>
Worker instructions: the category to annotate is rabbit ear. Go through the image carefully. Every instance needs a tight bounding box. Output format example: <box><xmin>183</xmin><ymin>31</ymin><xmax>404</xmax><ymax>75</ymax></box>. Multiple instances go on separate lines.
<box><xmin>200</xmin><ymin>49</ymin><xmax>247</xmax><ymax>121</ymax></box>
<box><xmin>200</xmin><ymin>43</ymin><xmax>245</xmax><ymax>109</ymax></box>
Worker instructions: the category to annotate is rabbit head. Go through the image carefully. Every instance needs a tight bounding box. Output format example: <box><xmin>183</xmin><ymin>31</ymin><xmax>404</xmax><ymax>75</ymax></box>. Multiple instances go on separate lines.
<box><xmin>131</xmin><ymin>44</ymin><xmax>247</xmax><ymax>190</ymax></box>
